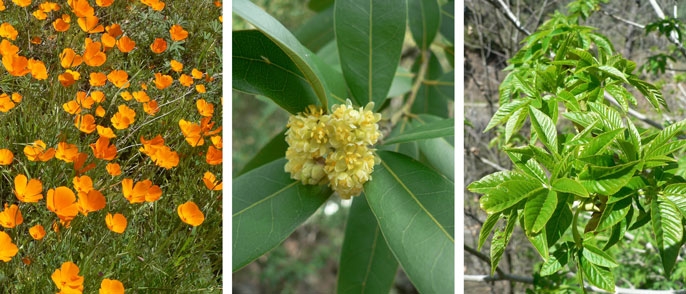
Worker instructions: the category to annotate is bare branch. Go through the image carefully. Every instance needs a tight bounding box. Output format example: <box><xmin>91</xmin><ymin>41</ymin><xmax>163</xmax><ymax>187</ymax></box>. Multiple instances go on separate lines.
<box><xmin>484</xmin><ymin>0</ymin><xmax>531</xmax><ymax>36</ymax></box>
<box><xmin>648</xmin><ymin>0</ymin><xmax>686</xmax><ymax>59</ymax></box>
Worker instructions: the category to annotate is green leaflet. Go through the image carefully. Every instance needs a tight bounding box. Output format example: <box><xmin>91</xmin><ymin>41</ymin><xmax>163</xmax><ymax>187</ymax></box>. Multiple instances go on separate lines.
<box><xmin>652</xmin><ymin>196</ymin><xmax>684</xmax><ymax>277</ymax></box>
<box><xmin>491</xmin><ymin>209</ymin><xmax>518</xmax><ymax>276</ymax></box>
<box><xmin>480</xmin><ymin>182</ymin><xmax>544</xmax><ymax>214</ymax></box>
<box><xmin>232</xmin><ymin>159</ymin><xmax>332</xmax><ymax>271</ymax></box>
<box><xmin>529</xmin><ymin>106</ymin><xmax>558</xmax><ymax>154</ymax></box>
<box><xmin>408</xmin><ymin>0</ymin><xmax>440</xmax><ymax>51</ymax></box>
<box><xmin>581</xmin><ymin>243</ymin><xmax>619</xmax><ymax>268</ymax></box>
<box><xmin>364</xmin><ymin>151</ymin><xmax>454</xmax><ymax>294</ymax></box>
<box><xmin>483</xmin><ymin>99</ymin><xmax>530</xmax><ymax>132</ymax></box>
<box><xmin>467</xmin><ymin>171</ymin><xmax>533</xmax><ymax>194</ymax></box>
<box><xmin>478</xmin><ymin>212</ymin><xmax>501</xmax><ymax>251</ymax></box>
<box><xmin>335</xmin><ymin>0</ymin><xmax>407</xmax><ymax>109</ymax></box>
<box><xmin>524</xmin><ymin>189</ymin><xmax>557</xmax><ymax>234</ymax></box>
<box><xmin>552</xmin><ymin>178</ymin><xmax>589</xmax><ymax>198</ymax></box>
<box><xmin>579</xmin><ymin>254</ymin><xmax>615</xmax><ymax>292</ymax></box>
<box><xmin>338</xmin><ymin>194</ymin><xmax>398</xmax><ymax>294</ymax></box>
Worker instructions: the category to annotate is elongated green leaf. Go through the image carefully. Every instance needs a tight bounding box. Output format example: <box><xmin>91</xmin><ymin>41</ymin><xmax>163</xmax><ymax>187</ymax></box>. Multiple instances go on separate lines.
<box><xmin>484</xmin><ymin>99</ymin><xmax>530</xmax><ymax>132</ymax></box>
<box><xmin>413</xmin><ymin>114</ymin><xmax>454</xmax><ymax>180</ymax></box>
<box><xmin>552</xmin><ymin>178</ymin><xmax>588</xmax><ymax>198</ymax></box>
<box><xmin>238</xmin><ymin>129</ymin><xmax>288</xmax><ymax>176</ymax></box>
<box><xmin>524</xmin><ymin>189</ymin><xmax>557</xmax><ymax>234</ymax></box>
<box><xmin>439</xmin><ymin>1</ymin><xmax>454</xmax><ymax>44</ymax></box>
<box><xmin>541</xmin><ymin>242</ymin><xmax>573</xmax><ymax>276</ymax></box>
<box><xmin>481</xmin><ymin>183</ymin><xmax>544</xmax><ymax>214</ymax></box>
<box><xmin>335</xmin><ymin>0</ymin><xmax>407</xmax><ymax>108</ymax></box>
<box><xmin>579</xmin><ymin>129</ymin><xmax>623</xmax><ymax>158</ymax></box>
<box><xmin>379</xmin><ymin>117</ymin><xmax>419</xmax><ymax>159</ymax></box>
<box><xmin>505</xmin><ymin>107</ymin><xmax>528</xmax><ymax>144</ymax></box>
<box><xmin>383</xmin><ymin>118</ymin><xmax>453</xmax><ymax>145</ymax></box>
<box><xmin>597</xmin><ymin>65</ymin><xmax>629</xmax><ymax>84</ymax></box>
<box><xmin>529</xmin><ymin>106</ymin><xmax>558</xmax><ymax>154</ymax></box>
<box><xmin>652</xmin><ymin>196</ymin><xmax>684</xmax><ymax>276</ymax></box>
<box><xmin>582</xmin><ymin>243</ymin><xmax>619</xmax><ymax>268</ymax></box>
<box><xmin>478</xmin><ymin>212</ymin><xmax>501</xmax><ymax>251</ymax></box>
<box><xmin>338</xmin><ymin>194</ymin><xmax>398</xmax><ymax>294</ymax></box>
<box><xmin>364</xmin><ymin>151</ymin><xmax>454</xmax><ymax>294</ymax></box>
<box><xmin>579</xmin><ymin>161</ymin><xmax>639</xmax><ymax>195</ymax></box>
<box><xmin>467</xmin><ymin>171</ymin><xmax>532</xmax><ymax>194</ymax></box>
<box><xmin>545</xmin><ymin>193</ymin><xmax>573</xmax><ymax>247</ymax></box>
<box><xmin>525</xmin><ymin>225</ymin><xmax>549</xmax><ymax>259</ymax></box>
<box><xmin>232</xmin><ymin>159</ymin><xmax>332</xmax><ymax>271</ymax></box>
<box><xmin>644</xmin><ymin>120</ymin><xmax>686</xmax><ymax>158</ymax></box>
<box><xmin>596</xmin><ymin>197</ymin><xmax>631</xmax><ymax>232</ymax></box>
<box><xmin>663</xmin><ymin>183</ymin><xmax>686</xmax><ymax>218</ymax></box>
<box><xmin>491</xmin><ymin>209</ymin><xmax>517</xmax><ymax>275</ymax></box>
<box><xmin>411</xmin><ymin>51</ymin><xmax>451</xmax><ymax>117</ymax></box>
<box><xmin>233</xmin><ymin>30</ymin><xmax>319</xmax><ymax>114</ymax></box>
<box><xmin>234</xmin><ymin>0</ymin><xmax>330</xmax><ymax>110</ymax></box>
<box><xmin>580</xmin><ymin>255</ymin><xmax>615</xmax><ymax>292</ymax></box>
<box><xmin>408</xmin><ymin>0</ymin><xmax>440</xmax><ymax>51</ymax></box>
<box><xmin>294</xmin><ymin>6</ymin><xmax>335</xmax><ymax>52</ymax></box>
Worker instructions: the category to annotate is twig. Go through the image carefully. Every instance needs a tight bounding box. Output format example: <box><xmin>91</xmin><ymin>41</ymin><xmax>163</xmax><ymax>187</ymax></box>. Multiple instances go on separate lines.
<box><xmin>648</xmin><ymin>0</ymin><xmax>686</xmax><ymax>60</ymax></box>
<box><xmin>484</xmin><ymin>0</ymin><xmax>531</xmax><ymax>36</ymax></box>
<box><xmin>599</xmin><ymin>8</ymin><xmax>645</xmax><ymax>29</ymax></box>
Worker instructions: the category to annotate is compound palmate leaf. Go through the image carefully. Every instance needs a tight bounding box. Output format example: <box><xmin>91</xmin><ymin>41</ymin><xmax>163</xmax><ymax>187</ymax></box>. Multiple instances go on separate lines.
<box><xmin>234</xmin><ymin>0</ymin><xmax>331</xmax><ymax>111</ymax></box>
<box><xmin>232</xmin><ymin>158</ymin><xmax>332</xmax><ymax>271</ymax></box>
<box><xmin>335</xmin><ymin>0</ymin><xmax>407</xmax><ymax>109</ymax></box>
<box><xmin>338</xmin><ymin>194</ymin><xmax>398</xmax><ymax>294</ymax></box>
<box><xmin>364</xmin><ymin>151</ymin><xmax>454</xmax><ymax>294</ymax></box>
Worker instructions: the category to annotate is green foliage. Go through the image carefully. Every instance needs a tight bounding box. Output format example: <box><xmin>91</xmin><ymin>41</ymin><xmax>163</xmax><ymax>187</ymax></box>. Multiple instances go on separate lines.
<box><xmin>232</xmin><ymin>0</ymin><xmax>454</xmax><ymax>293</ymax></box>
<box><xmin>468</xmin><ymin>7</ymin><xmax>686</xmax><ymax>291</ymax></box>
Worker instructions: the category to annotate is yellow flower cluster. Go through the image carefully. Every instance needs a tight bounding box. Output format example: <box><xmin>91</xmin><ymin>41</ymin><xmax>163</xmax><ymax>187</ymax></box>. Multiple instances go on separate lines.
<box><xmin>285</xmin><ymin>101</ymin><xmax>382</xmax><ymax>199</ymax></box>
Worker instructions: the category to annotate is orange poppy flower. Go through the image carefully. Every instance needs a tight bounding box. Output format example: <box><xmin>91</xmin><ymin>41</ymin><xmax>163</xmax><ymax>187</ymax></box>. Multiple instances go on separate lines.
<box><xmin>122</xmin><ymin>179</ymin><xmax>162</xmax><ymax>203</ymax></box>
<box><xmin>72</xmin><ymin>175</ymin><xmax>93</xmax><ymax>194</ymax></box>
<box><xmin>141</xmin><ymin>0</ymin><xmax>164</xmax><ymax>11</ymax></box>
<box><xmin>59</xmin><ymin>48</ymin><xmax>82</xmax><ymax>68</ymax></box>
<box><xmin>141</xmin><ymin>82</ymin><xmax>148</xmax><ymax>90</ymax></box>
<box><xmin>11</xmin><ymin>0</ymin><xmax>30</xmax><ymax>7</ymax></box>
<box><xmin>170</xmin><ymin>59</ymin><xmax>183</xmax><ymax>72</ymax></box>
<box><xmin>169</xmin><ymin>24</ymin><xmax>188</xmax><ymax>41</ymax></box>
<box><xmin>73</xmin><ymin>152</ymin><xmax>96</xmax><ymax>175</ymax></box>
<box><xmin>0</xmin><ymin>1</ymin><xmax>4</xmax><ymax>10</ymax></box>
<box><xmin>195</xmin><ymin>84</ymin><xmax>206</xmax><ymax>93</ymax></box>
<box><xmin>149</xmin><ymin>38</ymin><xmax>167</xmax><ymax>54</ymax></box>
<box><xmin>27</xmin><ymin>59</ymin><xmax>47</xmax><ymax>80</ymax></box>
<box><xmin>75</xmin><ymin>114</ymin><xmax>96</xmax><ymax>133</ymax></box>
<box><xmin>191</xmin><ymin>68</ymin><xmax>203</xmax><ymax>79</ymax></box>
<box><xmin>153</xmin><ymin>146</ymin><xmax>179</xmax><ymax>169</ymax></box>
<box><xmin>0</xmin><ymin>231</ymin><xmax>18</xmax><ymax>262</ymax></box>
<box><xmin>201</xmin><ymin>117</ymin><xmax>222</xmax><ymax>136</ymax></box>
<box><xmin>202</xmin><ymin>171</ymin><xmax>222</xmax><ymax>191</ymax></box>
<box><xmin>206</xmin><ymin>145</ymin><xmax>222</xmax><ymax>165</ymax></box>
<box><xmin>24</xmin><ymin>140</ymin><xmax>55</xmax><ymax>162</ymax></box>
<box><xmin>0</xmin><ymin>149</ymin><xmax>13</xmax><ymax>165</ymax></box>
<box><xmin>0</xmin><ymin>93</ymin><xmax>16</xmax><ymax>112</ymax></box>
<box><xmin>58</xmin><ymin>71</ymin><xmax>77</xmax><ymax>87</ymax></box>
<box><xmin>96</xmin><ymin>0</ymin><xmax>113</xmax><ymax>7</ymax></box>
<box><xmin>53</xmin><ymin>15</ymin><xmax>71</xmax><ymax>32</ymax></box>
<box><xmin>0</xmin><ymin>39</ymin><xmax>19</xmax><ymax>57</ymax></box>
<box><xmin>120</xmin><ymin>91</ymin><xmax>133</xmax><ymax>101</ymax></box>
<box><xmin>89</xmin><ymin>72</ymin><xmax>107</xmax><ymax>87</ymax></box>
<box><xmin>0</xmin><ymin>204</ymin><xmax>22</xmax><ymax>228</ymax></box>
<box><xmin>196</xmin><ymin>99</ymin><xmax>214</xmax><ymax>117</ymax></box>
<box><xmin>107</xmin><ymin>70</ymin><xmax>129</xmax><ymax>88</ymax></box>
<box><xmin>90</xmin><ymin>136</ymin><xmax>117</xmax><ymax>161</ymax></box>
<box><xmin>100</xmin><ymin>279</ymin><xmax>125</xmax><ymax>294</ymax></box>
<box><xmin>106</xmin><ymin>163</ymin><xmax>121</xmax><ymax>176</ymax></box>
<box><xmin>10</xmin><ymin>93</ymin><xmax>21</xmax><ymax>103</ymax></box>
<box><xmin>33</xmin><ymin>9</ymin><xmax>48</xmax><ymax>20</ymax></box>
<box><xmin>47</xmin><ymin>187</ymin><xmax>79</xmax><ymax>223</ymax></box>
<box><xmin>211</xmin><ymin>135</ymin><xmax>222</xmax><ymax>149</ymax></box>
<box><xmin>139</xmin><ymin>135</ymin><xmax>165</xmax><ymax>157</ymax></box>
<box><xmin>116</xmin><ymin>36</ymin><xmax>135</xmax><ymax>53</ymax></box>
<box><xmin>51</xmin><ymin>261</ymin><xmax>84</xmax><ymax>294</ymax></box>
<box><xmin>101</xmin><ymin>32</ymin><xmax>116</xmax><ymax>50</ymax></box>
<box><xmin>77</xmin><ymin>189</ymin><xmax>105</xmax><ymax>216</ymax></box>
<box><xmin>0</xmin><ymin>23</ymin><xmax>17</xmax><ymax>40</ymax></box>
<box><xmin>179</xmin><ymin>120</ymin><xmax>204</xmax><ymax>147</ymax></box>
<box><xmin>97</xmin><ymin>125</ymin><xmax>116</xmax><ymax>138</ymax></box>
<box><xmin>132</xmin><ymin>91</ymin><xmax>149</xmax><ymax>103</ymax></box>
<box><xmin>83</xmin><ymin>41</ymin><xmax>106</xmax><ymax>67</ymax></box>
<box><xmin>30</xmin><ymin>36</ymin><xmax>42</xmax><ymax>44</ymax></box>
<box><xmin>143</xmin><ymin>100</ymin><xmax>159</xmax><ymax>115</ymax></box>
<box><xmin>72</xmin><ymin>0</ymin><xmax>94</xmax><ymax>17</ymax></box>
<box><xmin>2</xmin><ymin>54</ymin><xmax>30</xmax><ymax>76</ymax></box>
<box><xmin>63</xmin><ymin>100</ymin><xmax>82</xmax><ymax>115</ymax></box>
<box><xmin>14</xmin><ymin>174</ymin><xmax>43</xmax><ymax>203</ymax></box>
<box><xmin>105</xmin><ymin>213</ymin><xmax>126</xmax><ymax>233</ymax></box>
<box><xmin>105</xmin><ymin>24</ymin><xmax>122</xmax><ymax>38</ymax></box>
<box><xmin>78</xmin><ymin>15</ymin><xmax>104</xmax><ymax>34</ymax></box>
<box><xmin>177</xmin><ymin>201</ymin><xmax>204</xmax><ymax>226</ymax></box>
<box><xmin>29</xmin><ymin>224</ymin><xmax>46</xmax><ymax>240</ymax></box>
<box><xmin>111</xmin><ymin>104</ymin><xmax>136</xmax><ymax>129</ymax></box>
<box><xmin>95</xmin><ymin>105</ymin><xmax>106</xmax><ymax>117</ymax></box>
<box><xmin>178</xmin><ymin>74</ymin><xmax>193</xmax><ymax>87</ymax></box>
<box><xmin>214</xmin><ymin>1</ymin><xmax>221</xmax><ymax>7</ymax></box>
<box><xmin>91</xmin><ymin>91</ymin><xmax>105</xmax><ymax>103</ymax></box>
<box><xmin>154</xmin><ymin>73</ymin><xmax>173</xmax><ymax>89</ymax></box>
<box><xmin>56</xmin><ymin>142</ymin><xmax>79</xmax><ymax>163</ymax></box>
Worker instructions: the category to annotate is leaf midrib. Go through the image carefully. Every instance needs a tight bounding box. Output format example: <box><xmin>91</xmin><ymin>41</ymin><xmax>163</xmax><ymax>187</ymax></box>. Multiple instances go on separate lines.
<box><xmin>232</xmin><ymin>181</ymin><xmax>298</xmax><ymax>217</ymax></box>
<box><xmin>379</xmin><ymin>159</ymin><xmax>454</xmax><ymax>242</ymax></box>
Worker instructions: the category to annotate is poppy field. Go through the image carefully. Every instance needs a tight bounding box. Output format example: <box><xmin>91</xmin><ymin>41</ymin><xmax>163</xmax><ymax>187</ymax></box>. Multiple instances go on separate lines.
<box><xmin>0</xmin><ymin>0</ymin><xmax>222</xmax><ymax>292</ymax></box>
